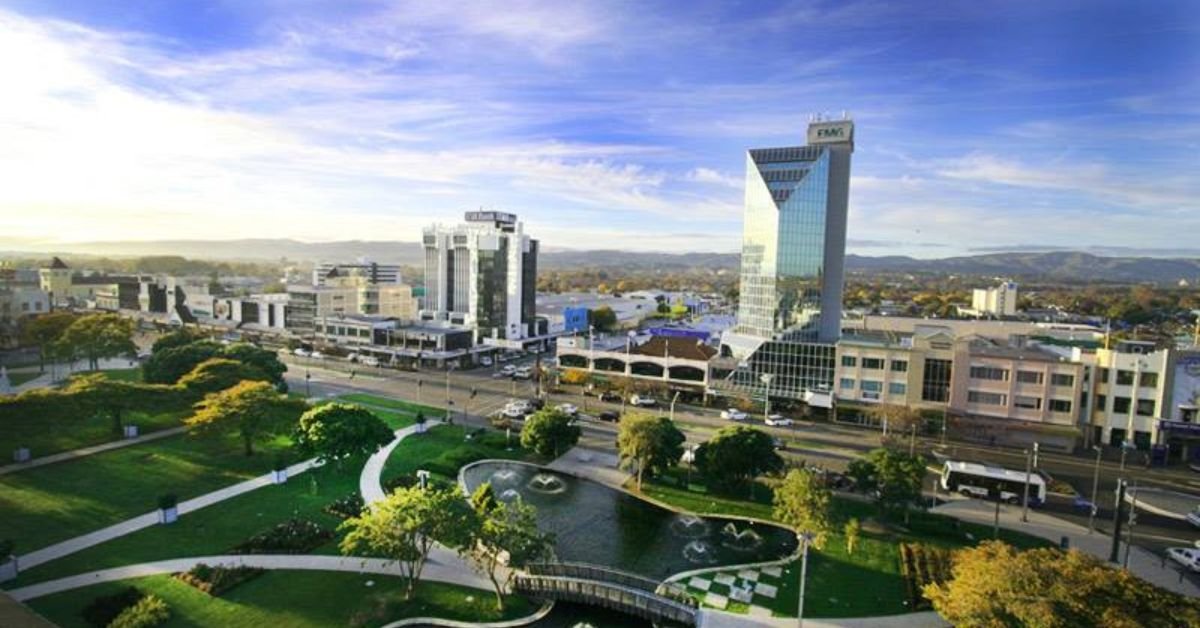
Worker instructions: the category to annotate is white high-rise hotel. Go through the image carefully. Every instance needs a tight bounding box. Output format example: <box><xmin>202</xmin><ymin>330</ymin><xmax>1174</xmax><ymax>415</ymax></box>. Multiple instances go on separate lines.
<box><xmin>421</xmin><ymin>211</ymin><xmax>539</xmax><ymax>343</ymax></box>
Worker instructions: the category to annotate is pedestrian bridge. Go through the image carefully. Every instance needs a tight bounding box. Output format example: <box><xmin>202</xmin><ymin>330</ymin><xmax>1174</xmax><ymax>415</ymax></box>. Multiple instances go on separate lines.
<box><xmin>514</xmin><ymin>562</ymin><xmax>698</xmax><ymax>626</ymax></box>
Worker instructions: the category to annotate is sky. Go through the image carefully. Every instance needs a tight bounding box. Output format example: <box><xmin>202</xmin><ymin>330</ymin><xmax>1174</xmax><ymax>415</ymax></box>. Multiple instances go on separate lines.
<box><xmin>0</xmin><ymin>0</ymin><xmax>1197</xmax><ymax>257</ymax></box>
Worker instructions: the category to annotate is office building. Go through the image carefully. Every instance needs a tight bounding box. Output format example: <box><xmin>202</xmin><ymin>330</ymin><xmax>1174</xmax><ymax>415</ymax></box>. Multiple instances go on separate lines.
<box><xmin>714</xmin><ymin>116</ymin><xmax>854</xmax><ymax>402</ymax></box>
<box><xmin>968</xmin><ymin>281</ymin><xmax>1019</xmax><ymax>317</ymax></box>
<box><xmin>421</xmin><ymin>211</ymin><xmax>538</xmax><ymax>344</ymax></box>
<box><xmin>286</xmin><ymin>275</ymin><xmax>418</xmax><ymax>336</ymax></box>
<box><xmin>313</xmin><ymin>260</ymin><xmax>403</xmax><ymax>286</ymax></box>
<box><xmin>39</xmin><ymin>257</ymin><xmax>139</xmax><ymax>310</ymax></box>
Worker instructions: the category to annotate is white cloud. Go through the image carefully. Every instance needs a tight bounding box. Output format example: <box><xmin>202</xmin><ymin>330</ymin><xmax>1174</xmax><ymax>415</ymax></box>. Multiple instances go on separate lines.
<box><xmin>686</xmin><ymin>167</ymin><xmax>742</xmax><ymax>189</ymax></box>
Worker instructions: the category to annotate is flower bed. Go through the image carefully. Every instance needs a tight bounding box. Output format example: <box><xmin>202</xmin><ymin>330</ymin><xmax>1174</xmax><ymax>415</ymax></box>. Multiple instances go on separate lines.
<box><xmin>231</xmin><ymin>518</ymin><xmax>333</xmax><ymax>554</ymax></box>
<box><xmin>898</xmin><ymin>543</ymin><xmax>954</xmax><ymax>610</ymax></box>
<box><xmin>323</xmin><ymin>493</ymin><xmax>365</xmax><ymax>519</ymax></box>
<box><xmin>175</xmin><ymin>563</ymin><xmax>265</xmax><ymax>596</ymax></box>
<box><xmin>82</xmin><ymin>586</ymin><xmax>144</xmax><ymax>627</ymax></box>
<box><xmin>108</xmin><ymin>594</ymin><xmax>170</xmax><ymax>628</ymax></box>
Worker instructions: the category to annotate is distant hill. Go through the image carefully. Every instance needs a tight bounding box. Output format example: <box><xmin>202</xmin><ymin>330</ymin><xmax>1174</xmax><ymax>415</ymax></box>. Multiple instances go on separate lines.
<box><xmin>2</xmin><ymin>239</ymin><xmax>1197</xmax><ymax>284</ymax></box>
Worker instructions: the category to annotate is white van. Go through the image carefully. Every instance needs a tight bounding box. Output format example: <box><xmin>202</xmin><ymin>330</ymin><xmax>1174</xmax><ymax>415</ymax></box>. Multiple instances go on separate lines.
<box><xmin>360</xmin><ymin>355</ymin><xmax>380</xmax><ymax>367</ymax></box>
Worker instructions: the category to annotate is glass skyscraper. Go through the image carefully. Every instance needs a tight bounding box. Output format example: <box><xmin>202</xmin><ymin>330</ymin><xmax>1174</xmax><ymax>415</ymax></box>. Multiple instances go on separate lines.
<box><xmin>715</xmin><ymin>118</ymin><xmax>854</xmax><ymax>401</ymax></box>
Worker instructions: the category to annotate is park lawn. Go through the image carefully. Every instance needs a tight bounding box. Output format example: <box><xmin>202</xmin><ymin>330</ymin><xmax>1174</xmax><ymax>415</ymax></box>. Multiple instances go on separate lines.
<box><xmin>7</xmin><ymin>453</ymin><xmax>367</xmax><ymax>587</ymax></box>
<box><xmin>7</xmin><ymin>370</ymin><xmax>42</xmax><ymax>387</ymax></box>
<box><xmin>382</xmin><ymin>424</ymin><xmax>538</xmax><ymax>485</ymax></box>
<box><xmin>0</xmin><ymin>402</ymin><xmax>185</xmax><ymax>461</ymax></box>
<box><xmin>0</xmin><ymin>432</ymin><xmax>293</xmax><ymax>553</ymax></box>
<box><xmin>96</xmin><ymin>367</ymin><xmax>144</xmax><ymax>382</ymax></box>
<box><xmin>27</xmin><ymin>571</ymin><xmax>534</xmax><ymax>628</ymax></box>
<box><xmin>337</xmin><ymin>393</ymin><xmax>446</xmax><ymax>418</ymax></box>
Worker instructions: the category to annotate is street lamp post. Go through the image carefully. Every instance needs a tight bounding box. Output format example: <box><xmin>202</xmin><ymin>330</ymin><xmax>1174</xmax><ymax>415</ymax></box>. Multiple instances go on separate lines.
<box><xmin>1021</xmin><ymin>443</ymin><xmax>1037</xmax><ymax>523</ymax></box>
<box><xmin>305</xmin><ymin>369</ymin><xmax>311</xmax><ymax>398</ymax></box>
<box><xmin>796</xmin><ymin>533</ymin><xmax>813</xmax><ymax>628</ymax></box>
<box><xmin>760</xmin><ymin>373</ymin><xmax>775</xmax><ymax>421</ymax></box>
<box><xmin>1123</xmin><ymin>479</ymin><xmax>1138</xmax><ymax>569</ymax></box>
<box><xmin>445</xmin><ymin>366</ymin><xmax>453</xmax><ymax>425</ymax></box>
<box><xmin>1088</xmin><ymin>446</ymin><xmax>1102</xmax><ymax>534</ymax></box>
<box><xmin>669</xmin><ymin>390</ymin><xmax>681</xmax><ymax>423</ymax></box>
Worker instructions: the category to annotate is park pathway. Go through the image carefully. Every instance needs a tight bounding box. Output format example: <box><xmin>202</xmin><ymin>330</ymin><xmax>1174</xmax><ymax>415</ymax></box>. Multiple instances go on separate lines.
<box><xmin>360</xmin><ymin>420</ymin><xmax>442</xmax><ymax>506</ymax></box>
<box><xmin>7</xmin><ymin>552</ymin><xmax>490</xmax><ymax>602</ymax></box>
<box><xmin>0</xmin><ymin>427</ymin><xmax>187</xmax><ymax>476</ymax></box>
<box><xmin>931</xmin><ymin>498</ymin><xmax>1200</xmax><ymax>597</ymax></box>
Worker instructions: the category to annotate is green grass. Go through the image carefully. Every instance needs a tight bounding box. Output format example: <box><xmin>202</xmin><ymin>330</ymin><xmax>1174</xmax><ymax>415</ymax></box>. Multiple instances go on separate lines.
<box><xmin>6</xmin><ymin>370</ymin><xmax>42</xmax><ymax>387</ymax></box>
<box><xmin>27</xmin><ymin>571</ymin><xmax>534</xmax><ymax>628</ymax></box>
<box><xmin>0</xmin><ymin>407</ymin><xmax>186</xmax><ymax>462</ymax></box>
<box><xmin>644</xmin><ymin>468</ymin><xmax>1052</xmax><ymax>618</ymax></box>
<box><xmin>0</xmin><ymin>432</ymin><xmax>293</xmax><ymax>552</ymax></box>
<box><xmin>381</xmin><ymin>424</ymin><xmax>538</xmax><ymax>484</ymax></box>
<box><xmin>96</xmin><ymin>367</ymin><xmax>144</xmax><ymax>383</ymax></box>
<box><xmin>337</xmin><ymin>393</ymin><xmax>446</xmax><ymax>418</ymax></box>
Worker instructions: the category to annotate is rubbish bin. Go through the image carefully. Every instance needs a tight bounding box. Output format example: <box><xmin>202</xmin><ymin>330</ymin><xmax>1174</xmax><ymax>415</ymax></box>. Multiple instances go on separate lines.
<box><xmin>1060</xmin><ymin>536</ymin><xmax>1070</xmax><ymax>550</ymax></box>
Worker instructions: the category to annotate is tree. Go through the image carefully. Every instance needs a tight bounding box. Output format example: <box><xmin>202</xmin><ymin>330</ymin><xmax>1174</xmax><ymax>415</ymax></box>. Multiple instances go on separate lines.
<box><xmin>844</xmin><ymin>518</ymin><xmax>860</xmax><ymax>555</ymax></box>
<box><xmin>464</xmin><ymin>483</ymin><xmax>553</xmax><ymax>611</ymax></box>
<box><xmin>339</xmin><ymin>486</ymin><xmax>472</xmax><ymax>600</ymax></box>
<box><xmin>617</xmin><ymin>414</ymin><xmax>685</xmax><ymax>491</ymax></box>
<box><xmin>220</xmin><ymin>342</ymin><xmax>286</xmax><ymax>384</ymax></box>
<box><xmin>925</xmin><ymin>541</ymin><xmax>1200</xmax><ymax>627</ymax></box>
<box><xmin>694</xmin><ymin>425</ymin><xmax>783</xmax><ymax>493</ymax></box>
<box><xmin>19</xmin><ymin>312</ymin><xmax>77</xmax><ymax>372</ymax></box>
<box><xmin>56</xmin><ymin>314</ymin><xmax>136</xmax><ymax>370</ymax></box>
<box><xmin>296</xmin><ymin>403</ymin><xmax>394</xmax><ymax>463</ymax></box>
<box><xmin>186</xmin><ymin>380</ymin><xmax>306</xmax><ymax>455</ymax></box>
<box><xmin>63</xmin><ymin>374</ymin><xmax>182</xmax><ymax>433</ymax></box>
<box><xmin>469</xmin><ymin>482</ymin><xmax>499</xmax><ymax>515</ymax></box>
<box><xmin>176</xmin><ymin>358</ymin><xmax>269</xmax><ymax>396</ymax></box>
<box><xmin>772</xmin><ymin>468</ymin><xmax>833</xmax><ymax>548</ymax></box>
<box><xmin>848</xmin><ymin>448</ymin><xmax>927</xmax><ymax>520</ymax></box>
<box><xmin>520</xmin><ymin>408</ymin><xmax>581</xmax><ymax>459</ymax></box>
<box><xmin>869</xmin><ymin>404</ymin><xmax>924</xmax><ymax>437</ymax></box>
<box><xmin>587</xmin><ymin>306</ymin><xmax>618</xmax><ymax>332</ymax></box>
<box><xmin>151</xmin><ymin>329</ymin><xmax>201</xmax><ymax>354</ymax></box>
<box><xmin>143</xmin><ymin>341</ymin><xmax>223</xmax><ymax>384</ymax></box>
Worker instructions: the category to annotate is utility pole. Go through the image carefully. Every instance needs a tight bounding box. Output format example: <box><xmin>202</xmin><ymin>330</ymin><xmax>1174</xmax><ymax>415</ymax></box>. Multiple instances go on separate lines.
<box><xmin>1110</xmin><ymin>479</ymin><xmax>1126</xmax><ymax>563</ymax></box>
<box><xmin>796</xmin><ymin>533</ymin><xmax>811</xmax><ymax>628</ymax></box>
<box><xmin>1123</xmin><ymin>480</ymin><xmax>1138</xmax><ymax>569</ymax></box>
<box><xmin>669</xmin><ymin>391</ymin><xmax>681</xmax><ymax>423</ymax></box>
<box><xmin>1021</xmin><ymin>445</ymin><xmax>1033</xmax><ymax>522</ymax></box>
<box><xmin>1088</xmin><ymin>446</ymin><xmax>1102</xmax><ymax>534</ymax></box>
<box><xmin>444</xmin><ymin>367</ymin><xmax>453</xmax><ymax>425</ymax></box>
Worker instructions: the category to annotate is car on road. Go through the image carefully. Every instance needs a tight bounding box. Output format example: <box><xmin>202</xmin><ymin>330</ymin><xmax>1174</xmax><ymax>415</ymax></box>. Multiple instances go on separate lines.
<box><xmin>630</xmin><ymin>394</ymin><xmax>657</xmax><ymax>407</ymax></box>
<box><xmin>597</xmin><ymin>410</ymin><xmax>620</xmax><ymax>423</ymax></box>
<box><xmin>513</xmin><ymin>366</ymin><xmax>533</xmax><ymax>380</ymax></box>
<box><xmin>556</xmin><ymin>403</ymin><xmax>579</xmax><ymax>416</ymax></box>
<box><xmin>1167</xmin><ymin>547</ymin><xmax>1200</xmax><ymax>572</ymax></box>
<box><xmin>528</xmin><ymin>398</ymin><xmax>546</xmax><ymax>411</ymax></box>
<box><xmin>479</xmin><ymin>356</ymin><xmax>493</xmax><ymax>367</ymax></box>
<box><xmin>309</xmin><ymin>350</ymin><xmax>324</xmax><ymax>359</ymax></box>
<box><xmin>596</xmin><ymin>391</ymin><xmax>621</xmax><ymax>403</ymax></box>
<box><xmin>359</xmin><ymin>356</ymin><xmax>380</xmax><ymax>367</ymax></box>
<box><xmin>772</xmin><ymin>437</ymin><xmax>787</xmax><ymax>450</ymax></box>
<box><xmin>502</xmin><ymin>400</ymin><xmax>531</xmax><ymax>419</ymax></box>
<box><xmin>765</xmin><ymin>414</ymin><xmax>793</xmax><ymax>427</ymax></box>
<box><xmin>500</xmin><ymin>364</ymin><xmax>517</xmax><ymax>376</ymax></box>
<box><xmin>1187</xmin><ymin>508</ymin><xmax>1200</xmax><ymax>529</ymax></box>
<box><xmin>720</xmin><ymin>409</ymin><xmax>748</xmax><ymax>421</ymax></box>
<box><xmin>293</xmin><ymin>348</ymin><xmax>310</xmax><ymax>357</ymax></box>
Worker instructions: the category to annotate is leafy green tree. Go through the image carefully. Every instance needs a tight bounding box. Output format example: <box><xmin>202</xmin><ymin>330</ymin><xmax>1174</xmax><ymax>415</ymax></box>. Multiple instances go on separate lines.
<box><xmin>295</xmin><ymin>403</ymin><xmax>394</xmax><ymax>463</ymax></box>
<box><xmin>519</xmin><ymin>408</ymin><xmax>581</xmax><ymax>458</ymax></box>
<box><xmin>143</xmin><ymin>340</ymin><xmax>222</xmax><ymax>384</ymax></box>
<box><xmin>63</xmin><ymin>374</ymin><xmax>182</xmax><ymax>432</ymax></box>
<box><xmin>56</xmin><ymin>313</ymin><xmax>136</xmax><ymax>370</ymax></box>
<box><xmin>617</xmin><ymin>414</ymin><xmax>685</xmax><ymax>490</ymax></box>
<box><xmin>19</xmin><ymin>312</ymin><xmax>77</xmax><ymax>372</ymax></box>
<box><xmin>773</xmin><ymin>468</ymin><xmax>833</xmax><ymax>548</ymax></box>
<box><xmin>464</xmin><ymin>484</ymin><xmax>553</xmax><ymax>611</ymax></box>
<box><xmin>151</xmin><ymin>329</ymin><xmax>201</xmax><ymax>354</ymax></box>
<box><xmin>176</xmin><ymin>358</ymin><xmax>269</xmax><ymax>397</ymax></box>
<box><xmin>694</xmin><ymin>425</ymin><xmax>783</xmax><ymax>493</ymax></box>
<box><xmin>220</xmin><ymin>343</ymin><xmax>286</xmax><ymax>384</ymax></box>
<box><xmin>844</xmin><ymin>518</ymin><xmax>861</xmax><ymax>555</ymax></box>
<box><xmin>339</xmin><ymin>486</ymin><xmax>473</xmax><ymax>600</ymax></box>
<box><xmin>587</xmin><ymin>306</ymin><xmax>618</xmax><ymax>332</ymax></box>
<box><xmin>925</xmin><ymin>541</ymin><xmax>1200</xmax><ymax>627</ymax></box>
<box><xmin>186</xmin><ymin>380</ymin><xmax>307</xmax><ymax>455</ymax></box>
<box><xmin>848</xmin><ymin>448</ymin><xmax>927</xmax><ymax>520</ymax></box>
<box><xmin>470</xmin><ymin>482</ymin><xmax>499</xmax><ymax>515</ymax></box>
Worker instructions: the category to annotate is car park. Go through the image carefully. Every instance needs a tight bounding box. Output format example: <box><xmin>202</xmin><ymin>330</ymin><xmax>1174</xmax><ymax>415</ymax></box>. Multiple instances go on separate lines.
<box><xmin>721</xmin><ymin>409</ymin><xmax>748</xmax><ymax>421</ymax></box>
<box><xmin>1167</xmin><ymin>547</ymin><xmax>1200</xmax><ymax>572</ymax></box>
<box><xmin>630</xmin><ymin>394</ymin><xmax>657</xmax><ymax>407</ymax></box>
<box><xmin>765</xmin><ymin>414</ymin><xmax>793</xmax><ymax>427</ymax></box>
<box><xmin>598</xmin><ymin>411</ymin><xmax>620</xmax><ymax>422</ymax></box>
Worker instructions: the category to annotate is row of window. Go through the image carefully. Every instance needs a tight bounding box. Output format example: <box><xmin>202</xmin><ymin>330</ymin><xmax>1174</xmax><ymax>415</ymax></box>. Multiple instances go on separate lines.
<box><xmin>840</xmin><ymin>355</ymin><xmax>908</xmax><ymax>372</ymax></box>
<box><xmin>1097</xmin><ymin>368</ymin><xmax>1159</xmax><ymax>388</ymax></box>
<box><xmin>967</xmin><ymin>390</ymin><xmax>1073</xmax><ymax>413</ymax></box>
<box><xmin>1094</xmin><ymin>394</ymin><xmax>1157</xmax><ymax>417</ymax></box>
<box><xmin>969</xmin><ymin>366</ymin><xmax>1075</xmax><ymax>387</ymax></box>
<box><xmin>840</xmin><ymin>378</ymin><xmax>907</xmax><ymax>396</ymax></box>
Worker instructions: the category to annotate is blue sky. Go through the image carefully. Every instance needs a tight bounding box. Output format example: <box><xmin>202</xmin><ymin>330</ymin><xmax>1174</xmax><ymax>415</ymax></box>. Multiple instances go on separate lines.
<box><xmin>1</xmin><ymin>0</ymin><xmax>1197</xmax><ymax>256</ymax></box>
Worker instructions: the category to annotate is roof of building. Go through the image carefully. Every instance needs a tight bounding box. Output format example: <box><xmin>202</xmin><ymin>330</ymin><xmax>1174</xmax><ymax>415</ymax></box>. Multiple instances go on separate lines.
<box><xmin>968</xmin><ymin>341</ymin><xmax>1067</xmax><ymax>363</ymax></box>
<box><xmin>630</xmin><ymin>336</ymin><xmax>717</xmax><ymax>361</ymax></box>
<box><xmin>48</xmin><ymin>256</ymin><xmax>68</xmax><ymax>269</ymax></box>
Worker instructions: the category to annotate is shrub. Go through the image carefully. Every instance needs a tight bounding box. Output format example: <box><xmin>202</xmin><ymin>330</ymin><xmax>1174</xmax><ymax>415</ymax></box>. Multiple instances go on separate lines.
<box><xmin>175</xmin><ymin>563</ymin><xmax>264</xmax><ymax>596</ymax></box>
<box><xmin>382</xmin><ymin>474</ymin><xmax>419</xmax><ymax>493</ymax></box>
<box><xmin>108</xmin><ymin>594</ymin><xmax>170</xmax><ymax>628</ymax></box>
<box><xmin>156</xmin><ymin>494</ymin><xmax>177</xmax><ymax>510</ymax></box>
<box><xmin>324</xmin><ymin>493</ymin><xmax>365</xmax><ymax>519</ymax></box>
<box><xmin>899</xmin><ymin>543</ymin><xmax>954</xmax><ymax>610</ymax></box>
<box><xmin>0</xmin><ymin>539</ymin><xmax>14</xmax><ymax>558</ymax></box>
<box><xmin>82</xmin><ymin>587</ymin><xmax>143</xmax><ymax>627</ymax></box>
<box><xmin>231</xmin><ymin>518</ymin><xmax>333</xmax><ymax>554</ymax></box>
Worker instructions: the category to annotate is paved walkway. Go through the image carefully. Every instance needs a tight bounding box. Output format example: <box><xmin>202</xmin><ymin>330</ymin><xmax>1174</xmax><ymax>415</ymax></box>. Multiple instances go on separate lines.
<box><xmin>931</xmin><ymin>498</ymin><xmax>1200</xmax><ymax>597</ymax></box>
<box><xmin>698</xmin><ymin>609</ymin><xmax>946</xmax><ymax>628</ymax></box>
<box><xmin>0</xmin><ymin>426</ymin><xmax>187</xmax><ymax>476</ymax></box>
<box><xmin>15</xmin><ymin>458</ymin><xmax>321</xmax><ymax>571</ymax></box>
<box><xmin>7</xmin><ymin>552</ymin><xmax>490</xmax><ymax>602</ymax></box>
<box><xmin>360</xmin><ymin>421</ymin><xmax>443</xmax><ymax>506</ymax></box>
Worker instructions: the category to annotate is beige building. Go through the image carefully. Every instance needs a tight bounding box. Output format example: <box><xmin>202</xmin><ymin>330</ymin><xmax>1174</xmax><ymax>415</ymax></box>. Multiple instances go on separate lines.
<box><xmin>286</xmin><ymin>275</ymin><xmax>418</xmax><ymax>336</ymax></box>
<box><xmin>1085</xmin><ymin>340</ymin><xmax>1171</xmax><ymax>451</ymax></box>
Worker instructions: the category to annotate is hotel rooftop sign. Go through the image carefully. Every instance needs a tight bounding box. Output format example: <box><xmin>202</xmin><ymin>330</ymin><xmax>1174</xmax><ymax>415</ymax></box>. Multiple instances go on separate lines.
<box><xmin>807</xmin><ymin>120</ymin><xmax>854</xmax><ymax>146</ymax></box>
<box><xmin>465</xmin><ymin>211</ymin><xmax>517</xmax><ymax>225</ymax></box>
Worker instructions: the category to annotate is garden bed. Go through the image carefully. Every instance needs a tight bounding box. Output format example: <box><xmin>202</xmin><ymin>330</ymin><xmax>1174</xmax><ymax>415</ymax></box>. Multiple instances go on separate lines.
<box><xmin>898</xmin><ymin>543</ymin><xmax>954</xmax><ymax>610</ymax></box>
<box><xmin>175</xmin><ymin>563</ymin><xmax>264</xmax><ymax>596</ymax></box>
<box><xmin>231</xmin><ymin>518</ymin><xmax>333</xmax><ymax>554</ymax></box>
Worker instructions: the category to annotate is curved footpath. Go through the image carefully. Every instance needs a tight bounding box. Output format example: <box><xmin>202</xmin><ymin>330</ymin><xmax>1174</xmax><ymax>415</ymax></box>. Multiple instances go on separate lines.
<box><xmin>6</xmin><ymin>553</ymin><xmax>490</xmax><ymax>602</ymax></box>
<box><xmin>360</xmin><ymin>420</ymin><xmax>442</xmax><ymax>506</ymax></box>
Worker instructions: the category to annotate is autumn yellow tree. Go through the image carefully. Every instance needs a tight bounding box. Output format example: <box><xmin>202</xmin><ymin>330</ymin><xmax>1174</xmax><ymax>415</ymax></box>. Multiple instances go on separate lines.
<box><xmin>186</xmin><ymin>380</ymin><xmax>307</xmax><ymax>455</ymax></box>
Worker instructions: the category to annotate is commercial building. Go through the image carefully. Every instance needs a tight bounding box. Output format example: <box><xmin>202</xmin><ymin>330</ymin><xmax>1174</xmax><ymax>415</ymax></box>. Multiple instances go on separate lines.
<box><xmin>1086</xmin><ymin>340</ymin><xmax>1172</xmax><ymax>452</ymax></box>
<box><xmin>966</xmin><ymin>281</ymin><xmax>1019</xmax><ymax>317</ymax></box>
<box><xmin>38</xmin><ymin>258</ymin><xmax>139</xmax><ymax>310</ymax></box>
<box><xmin>714</xmin><ymin>116</ymin><xmax>855</xmax><ymax>404</ymax></box>
<box><xmin>313</xmin><ymin>260</ymin><xmax>403</xmax><ymax>286</ymax></box>
<box><xmin>557</xmin><ymin>334</ymin><xmax>717</xmax><ymax>397</ymax></box>
<box><xmin>421</xmin><ymin>211</ymin><xmax>538</xmax><ymax>344</ymax></box>
<box><xmin>285</xmin><ymin>275</ymin><xmax>418</xmax><ymax>336</ymax></box>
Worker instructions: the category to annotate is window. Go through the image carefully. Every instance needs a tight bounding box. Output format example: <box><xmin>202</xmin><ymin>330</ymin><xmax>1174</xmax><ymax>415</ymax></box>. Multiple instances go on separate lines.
<box><xmin>840</xmin><ymin>378</ymin><xmax>855</xmax><ymax>390</ymax></box>
<box><xmin>1095</xmin><ymin>394</ymin><xmax>1107</xmax><ymax>412</ymax></box>
<box><xmin>1014</xmin><ymin>396</ymin><xmax>1042</xmax><ymax>410</ymax></box>
<box><xmin>968</xmin><ymin>390</ymin><xmax>1007</xmax><ymax>406</ymax></box>
<box><xmin>841</xmin><ymin>356</ymin><xmax>857</xmax><ymax>367</ymax></box>
<box><xmin>969</xmin><ymin>366</ymin><xmax>1009</xmax><ymax>381</ymax></box>
<box><xmin>861</xmin><ymin>380</ymin><xmax>883</xmax><ymax>392</ymax></box>
<box><xmin>922</xmin><ymin>358</ymin><xmax>953</xmax><ymax>403</ymax></box>
<box><xmin>1116</xmin><ymin>370</ymin><xmax>1134</xmax><ymax>386</ymax></box>
<box><xmin>1136</xmin><ymin>399</ymin><xmax>1156</xmax><ymax>417</ymax></box>
<box><xmin>1016</xmin><ymin>371</ymin><xmax>1044</xmax><ymax>385</ymax></box>
<box><xmin>890</xmin><ymin>360</ymin><xmax>908</xmax><ymax>372</ymax></box>
<box><xmin>1050</xmin><ymin>373</ymin><xmax>1075</xmax><ymax>387</ymax></box>
<box><xmin>1113</xmin><ymin>397</ymin><xmax>1131</xmax><ymax>413</ymax></box>
<box><xmin>1139</xmin><ymin>372</ymin><xmax>1158</xmax><ymax>388</ymax></box>
<box><xmin>888</xmin><ymin>382</ymin><xmax>907</xmax><ymax>396</ymax></box>
<box><xmin>1098</xmin><ymin>367</ymin><xmax>1110</xmax><ymax>382</ymax></box>
<box><xmin>861</xmin><ymin>358</ymin><xmax>884</xmax><ymax>370</ymax></box>
<box><xmin>1049</xmin><ymin>399</ymin><xmax>1073</xmax><ymax>413</ymax></box>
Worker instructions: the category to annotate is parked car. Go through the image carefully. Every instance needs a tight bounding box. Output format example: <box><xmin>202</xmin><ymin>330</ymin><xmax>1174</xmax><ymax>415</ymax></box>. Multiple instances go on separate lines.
<box><xmin>721</xmin><ymin>409</ymin><xmax>748</xmax><ymax>421</ymax></box>
<box><xmin>772</xmin><ymin>437</ymin><xmax>787</xmax><ymax>450</ymax></box>
<box><xmin>1167</xmin><ymin>547</ymin><xmax>1200</xmax><ymax>572</ymax></box>
<box><xmin>293</xmin><ymin>348</ymin><xmax>310</xmax><ymax>357</ymax></box>
<box><xmin>514</xmin><ymin>366</ymin><xmax>533</xmax><ymax>380</ymax></box>
<box><xmin>765</xmin><ymin>414</ymin><xmax>793</xmax><ymax>427</ymax></box>
<box><xmin>1187</xmin><ymin>508</ymin><xmax>1200</xmax><ymax>528</ymax></box>
<box><xmin>346</xmin><ymin>353</ymin><xmax>360</xmax><ymax>363</ymax></box>
<box><xmin>597</xmin><ymin>410</ymin><xmax>620</xmax><ymax>423</ymax></box>
<box><xmin>556</xmin><ymin>403</ymin><xmax>579</xmax><ymax>416</ymax></box>
<box><xmin>630</xmin><ymin>394</ymin><xmax>657</xmax><ymax>407</ymax></box>
<box><xmin>501</xmin><ymin>364</ymin><xmax>517</xmax><ymax>376</ymax></box>
<box><xmin>597</xmin><ymin>391</ymin><xmax>621</xmax><ymax>403</ymax></box>
<box><xmin>359</xmin><ymin>356</ymin><xmax>380</xmax><ymax>367</ymax></box>
<box><xmin>528</xmin><ymin>398</ymin><xmax>546</xmax><ymax>411</ymax></box>
<box><xmin>309</xmin><ymin>350</ymin><xmax>324</xmax><ymax>359</ymax></box>
<box><xmin>479</xmin><ymin>356</ymin><xmax>493</xmax><ymax>367</ymax></box>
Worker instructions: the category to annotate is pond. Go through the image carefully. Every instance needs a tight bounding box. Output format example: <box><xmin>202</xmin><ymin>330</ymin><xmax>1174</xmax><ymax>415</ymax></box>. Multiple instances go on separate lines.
<box><xmin>461</xmin><ymin>461</ymin><xmax>797</xmax><ymax>581</ymax></box>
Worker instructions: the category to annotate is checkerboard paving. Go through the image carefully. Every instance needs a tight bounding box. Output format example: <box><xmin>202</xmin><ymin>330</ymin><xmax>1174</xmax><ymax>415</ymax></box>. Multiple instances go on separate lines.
<box><xmin>748</xmin><ymin>605</ymin><xmax>773</xmax><ymax>618</ymax></box>
<box><xmin>762</xmin><ymin>565</ymin><xmax>783</xmax><ymax>578</ymax></box>
<box><xmin>688</xmin><ymin>576</ymin><xmax>712</xmax><ymax>591</ymax></box>
<box><xmin>754</xmin><ymin>582</ymin><xmax>778</xmax><ymax>599</ymax></box>
<box><xmin>714</xmin><ymin>573</ymin><xmax>736</xmax><ymax>586</ymax></box>
<box><xmin>704</xmin><ymin>592</ymin><xmax>729</xmax><ymax>610</ymax></box>
<box><xmin>737</xmin><ymin>569</ymin><xmax>760</xmax><ymax>582</ymax></box>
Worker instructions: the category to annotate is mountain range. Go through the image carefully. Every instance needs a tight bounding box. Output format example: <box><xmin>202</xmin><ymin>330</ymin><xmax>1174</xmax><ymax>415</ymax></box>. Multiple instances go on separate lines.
<box><xmin>1</xmin><ymin>239</ymin><xmax>1198</xmax><ymax>284</ymax></box>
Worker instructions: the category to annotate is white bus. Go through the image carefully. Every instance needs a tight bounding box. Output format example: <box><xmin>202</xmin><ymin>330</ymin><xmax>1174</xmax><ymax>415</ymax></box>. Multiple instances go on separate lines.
<box><xmin>940</xmin><ymin>460</ymin><xmax>1045</xmax><ymax>505</ymax></box>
